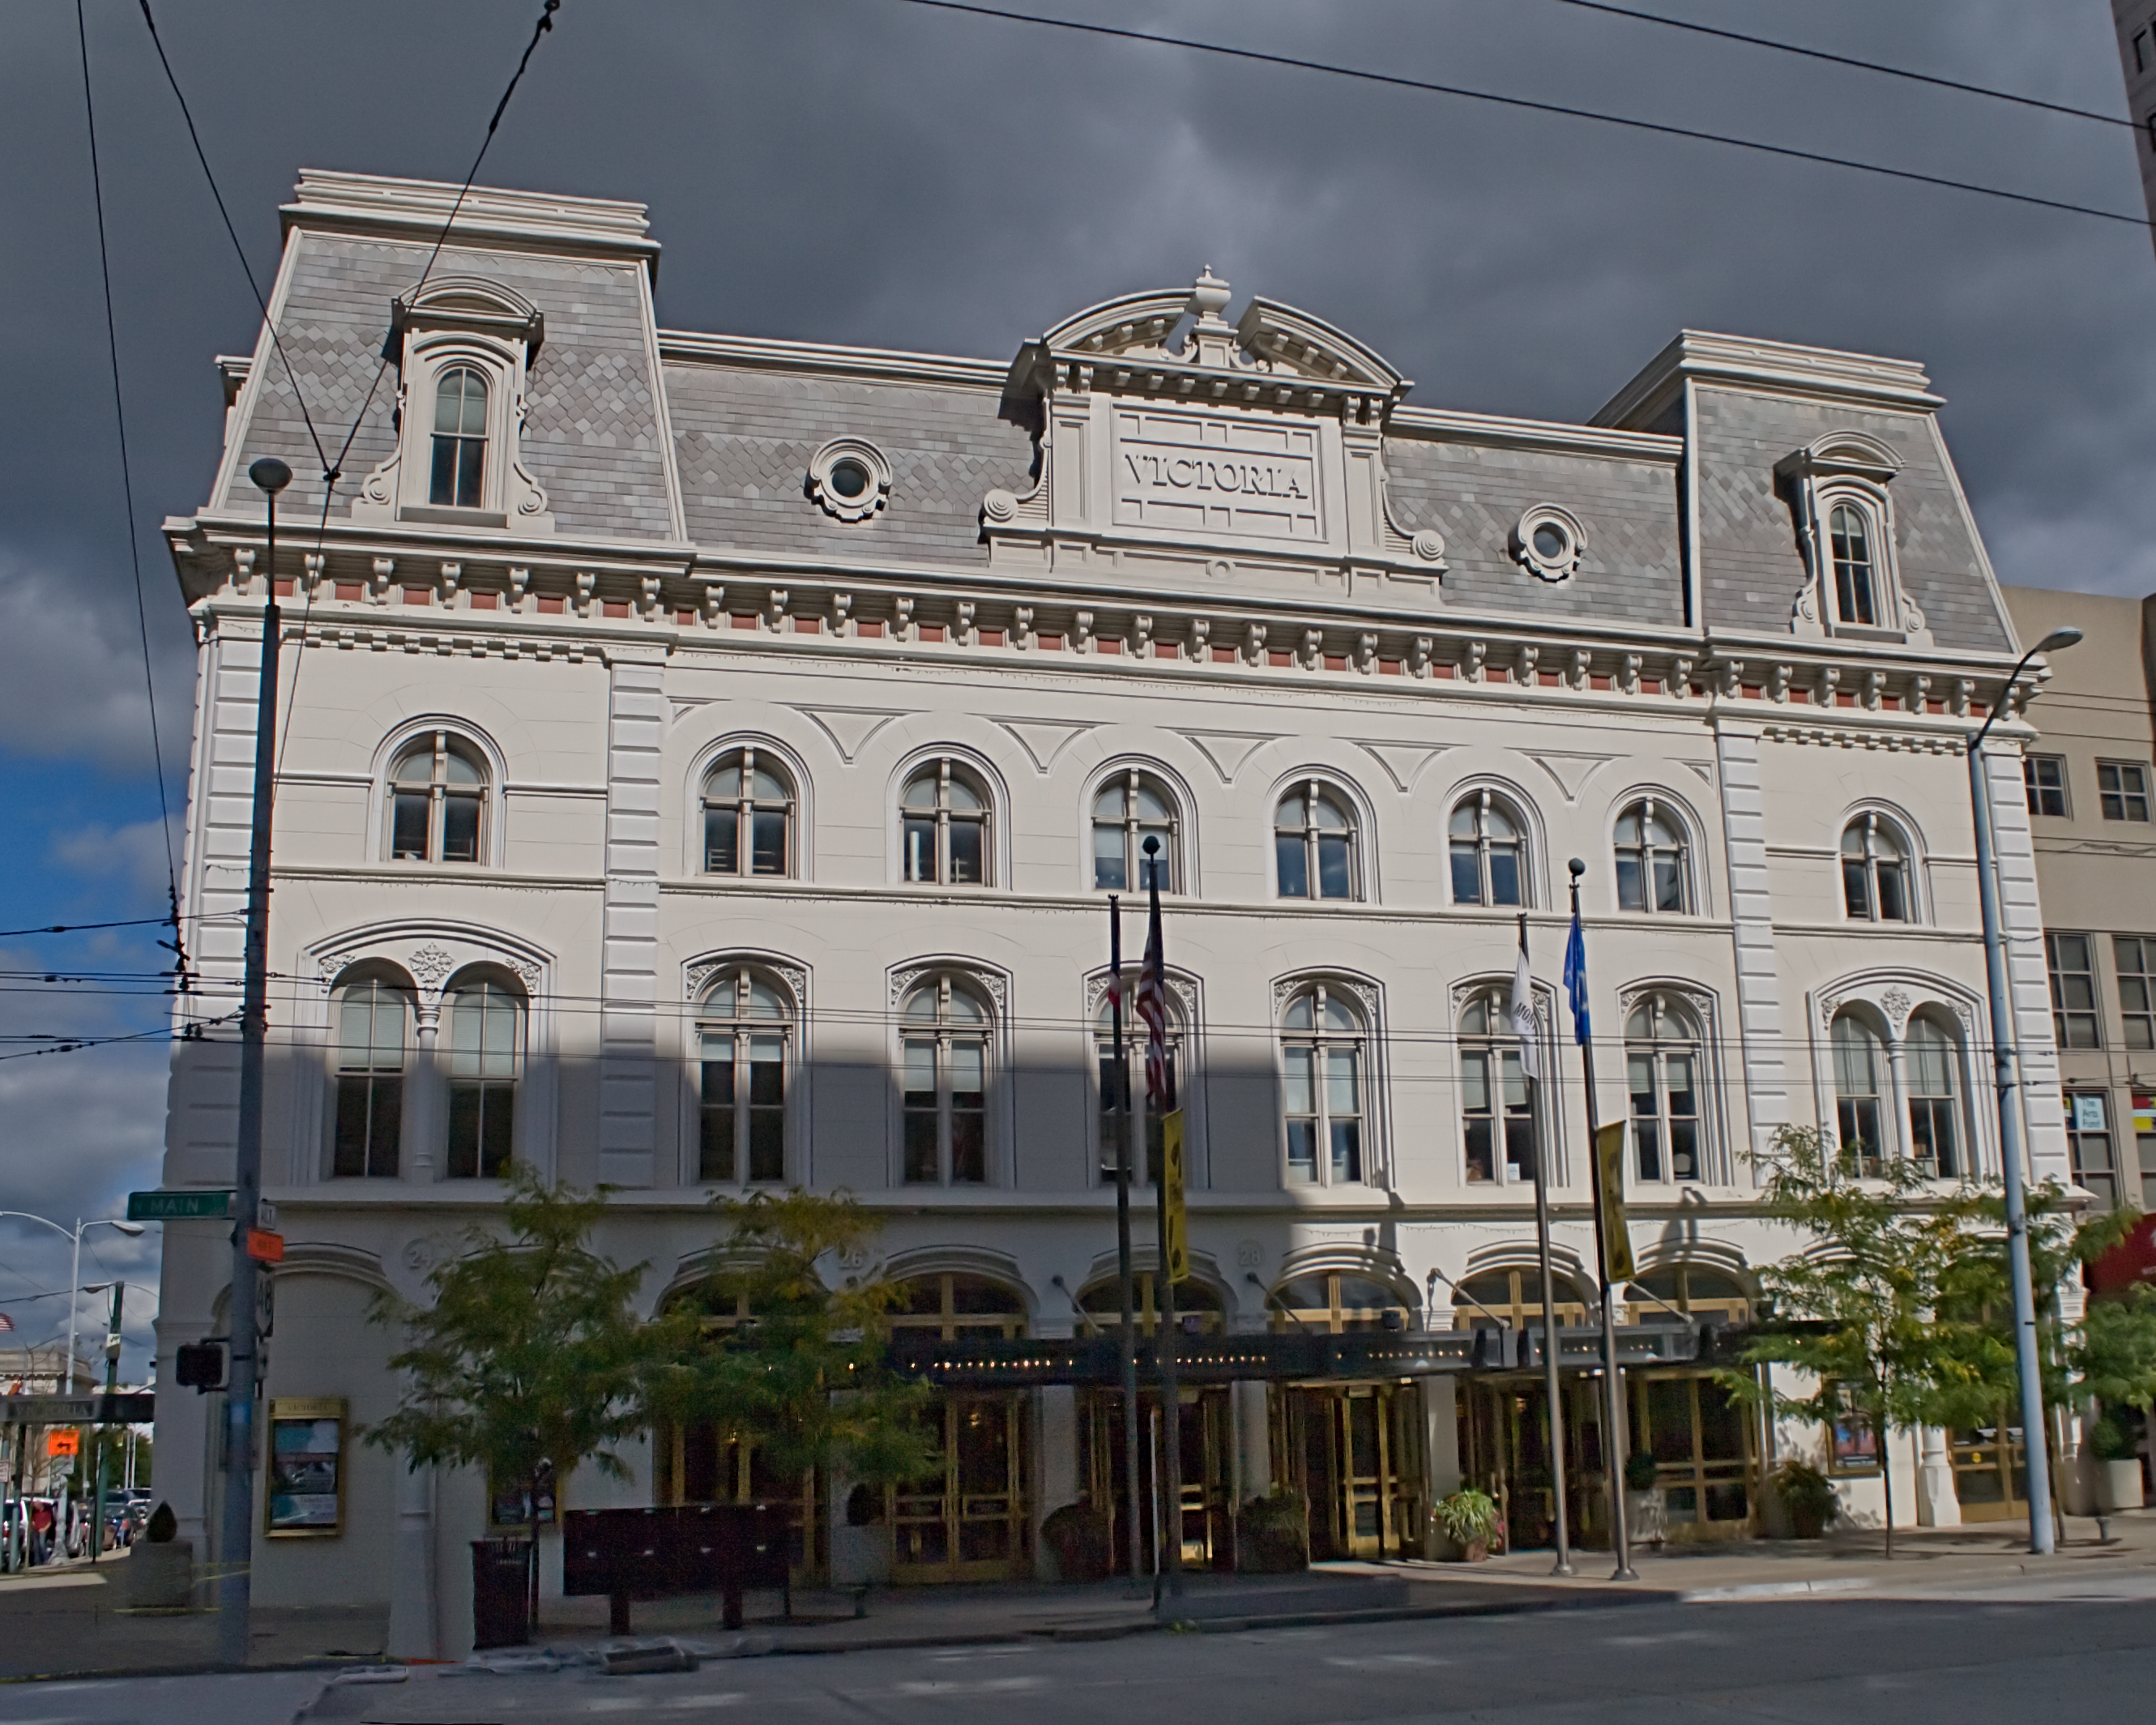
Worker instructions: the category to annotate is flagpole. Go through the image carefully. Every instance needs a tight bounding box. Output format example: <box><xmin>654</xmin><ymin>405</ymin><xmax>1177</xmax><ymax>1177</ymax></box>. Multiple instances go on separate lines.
<box><xmin>1517</xmin><ymin>915</ymin><xmax>1573</xmax><ymax>1577</ymax></box>
<box><xmin>1568</xmin><ymin>860</ymin><xmax>1637</xmax><ymax>1582</ymax></box>
<box><xmin>1142</xmin><ymin>838</ymin><xmax>1183</xmax><ymax>1603</ymax></box>
<box><xmin>1108</xmin><ymin>897</ymin><xmax>1145</xmax><ymax>1586</ymax></box>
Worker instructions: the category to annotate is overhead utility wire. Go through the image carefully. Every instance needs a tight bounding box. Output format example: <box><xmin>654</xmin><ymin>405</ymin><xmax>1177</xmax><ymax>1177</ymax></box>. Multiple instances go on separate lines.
<box><xmin>890</xmin><ymin>0</ymin><xmax>2151</xmax><ymax>228</ymax></box>
<box><xmin>1540</xmin><ymin>0</ymin><xmax>2133</xmax><ymax>129</ymax></box>
<box><xmin>75</xmin><ymin>0</ymin><xmax>181</xmax><ymax>946</ymax></box>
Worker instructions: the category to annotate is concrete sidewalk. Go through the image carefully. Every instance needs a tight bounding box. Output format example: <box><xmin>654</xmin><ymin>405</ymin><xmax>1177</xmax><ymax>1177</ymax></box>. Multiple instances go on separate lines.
<box><xmin>6</xmin><ymin>1510</ymin><xmax>2151</xmax><ymax>1681</ymax></box>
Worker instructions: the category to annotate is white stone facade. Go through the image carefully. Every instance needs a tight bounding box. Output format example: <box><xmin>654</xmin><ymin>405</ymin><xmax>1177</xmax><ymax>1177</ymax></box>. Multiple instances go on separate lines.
<box><xmin>152</xmin><ymin>172</ymin><xmax>2065</xmax><ymax>1648</ymax></box>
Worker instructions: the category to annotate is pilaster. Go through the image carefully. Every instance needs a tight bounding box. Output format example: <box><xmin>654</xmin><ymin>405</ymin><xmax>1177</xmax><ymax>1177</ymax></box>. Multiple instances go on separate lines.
<box><xmin>1713</xmin><ymin>721</ymin><xmax>1788</xmax><ymax>1168</ymax></box>
<box><xmin>1982</xmin><ymin>744</ymin><xmax>2071</xmax><ymax>1184</ymax></box>
<box><xmin>600</xmin><ymin>651</ymin><xmax>665</xmax><ymax>1186</ymax></box>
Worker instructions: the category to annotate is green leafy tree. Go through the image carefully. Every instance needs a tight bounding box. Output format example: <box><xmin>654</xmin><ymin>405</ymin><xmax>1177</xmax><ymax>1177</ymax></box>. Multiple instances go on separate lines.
<box><xmin>1721</xmin><ymin>1125</ymin><xmax>1970</xmax><ymax>1555</ymax></box>
<box><xmin>364</xmin><ymin>1170</ymin><xmax>657</xmax><ymax>1529</ymax></box>
<box><xmin>643</xmin><ymin>1189</ymin><xmax>933</xmax><ymax>1490</ymax></box>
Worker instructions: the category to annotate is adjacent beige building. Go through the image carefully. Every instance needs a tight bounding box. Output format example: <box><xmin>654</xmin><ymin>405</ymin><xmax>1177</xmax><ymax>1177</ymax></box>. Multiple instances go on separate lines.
<box><xmin>2004</xmin><ymin>585</ymin><xmax>2156</xmax><ymax>1211</ymax></box>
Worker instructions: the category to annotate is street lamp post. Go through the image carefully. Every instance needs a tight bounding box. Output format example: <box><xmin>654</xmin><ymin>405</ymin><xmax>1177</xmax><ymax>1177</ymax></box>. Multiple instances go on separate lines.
<box><xmin>1968</xmin><ymin>623</ymin><xmax>2080</xmax><ymax>1558</ymax></box>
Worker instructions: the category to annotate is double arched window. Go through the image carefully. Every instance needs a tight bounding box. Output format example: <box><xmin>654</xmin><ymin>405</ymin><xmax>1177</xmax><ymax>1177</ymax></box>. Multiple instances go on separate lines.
<box><xmin>333</xmin><ymin>974</ymin><xmax>409</xmax><ymax>1179</ymax></box>
<box><xmin>901</xmin><ymin>761</ymin><xmax>991</xmax><ymax>886</ymax></box>
<box><xmin>698</xmin><ymin>969</ymin><xmax>791</xmax><ymax>1184</ymax></box>
<box><xmin>388</xmin><ymin>732</ymin><xmax>488</xmax><ymax>864</ymax></box>
<box><xmin>1458</xmin><ymin>988</ymin><xmax>1535</xmax><ymax>1185</ymax></box>
<box><xmin>1092</xmin><ymin>771</ymin><xmax>1178</xmax><ymax>892</ymax></box>
<box><xmin>1614</xmin><ymin>800</ymin><xmax>1690</xmax><ymax>915</ymax></box>
<box><xmin>1905</xmin><ymin>1014</ymin><xmax>1962</xmax><ymax>1177</ymax></box>
<box><xmin>703</xmin><ymin>749</ymin><xmax>794</xmax><ymax>877</ymax></box>
<box><xmin>1625</xmin><ymin>995</ymin><xmax>1706</xmax><ymax>1183</ymax></box>
<box><xmin>1274</xmin><ymin>783</ymin><xmax>1359</xmax><ymax>901</ymax></box>
<box><xmin>1830</xmin><ymin>1010</ymin><xmax>1889</xmax><ymax>1176</ymax></box>
<box><xmin>1449</xmin><ymin>791</ymin><xmax>1526</xmax><ymax>907</ymax></box>
<box><xmin>429</xmin><ymin>365</ymin><xmax>489</xmax><ymax>509</ymax></box>
<box><xmin>901</xmin><ymin>977</ymin><xmax>990</xmax><ymax>1185</ymax></box>
<box><xmin>1096</xmin><ymin>993</ymin><xmax>1180</xmax><ymax>1185</ymax></box>
<box><xmin>1842</xmin><ymin>813</ymin><xmax>1910</xmax><ymax>923</ymax></box>
<box><xmin>1280</xmin><ymin>982</ymin><xmax>1365</xmax><ymax>1185</ymax></box>
<box><xmin>445</xmin><ymin>977</ymin><xmax>523</xmax><ymax>1179</ymax></box>
<box><xmin>1829</xmin><ymin>1005</ymin><xmax>1966</xmax><ymax>1179</ymax></box>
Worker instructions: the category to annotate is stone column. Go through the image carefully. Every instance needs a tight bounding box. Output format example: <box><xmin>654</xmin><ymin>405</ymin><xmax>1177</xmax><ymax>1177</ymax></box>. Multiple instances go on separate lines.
<box><xmin>1915</xmin><ymin>1428</ymin><xmax>1961</xmax><ymax>1527</ymax></box>
<box><xmin>1232</xmin><ymin>1381</ymin><xmax>1272</xmax><ymax>1502</ymax></box>
<box><xmin>386</xmin><ymin>1457</ymin><xmax>438</xmax><ymax>1659</ymax></box>
<box><xmin>1034</xmin><ymin>1386</ymin><xmax>1080</xmax><ymax>1580</ymax></box>
<box><xmin>405</xmin><ymin>1001</ymin><xmax>441</xmax><ymax>1184</ymax></box>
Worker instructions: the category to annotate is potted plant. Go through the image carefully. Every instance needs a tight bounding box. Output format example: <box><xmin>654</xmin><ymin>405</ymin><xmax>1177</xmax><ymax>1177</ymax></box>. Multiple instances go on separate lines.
<box><xmin>1040</xmin><ymin>1501</ymin><xmax>1115</xmax><ymax>1582</ymax></box>
<box><xmin>1624</xmin><ymin>1449</ymin><xmax>1667</xmax><ymax>1547</ymax></box>
<box><xmin>2090</xmin><ymin>1416</ymin><xmax>2146</xmax><ymax>1512</ymax></box>
<box><xmin>1236</xmin><ymin>1488</ymin><xmax>1310</xmax><ymax>1573</ymax></box>
<box><xmin>1772</xmin><ymin>1458</ymin><xmax>1835</xmax><ymax>1539</ymax></box>
<box><xmin>1432</xmin><ymin>1488</ymin><xmax>1502</xmax><ymax>1561</ymax></box>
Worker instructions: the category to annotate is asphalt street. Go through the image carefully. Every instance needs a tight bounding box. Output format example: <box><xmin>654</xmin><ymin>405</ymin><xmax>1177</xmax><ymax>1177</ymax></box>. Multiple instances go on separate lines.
<box><xmin>2</xmin><ymin>1571</ymin><xmax>2151</xmax><ymax>1725</ymax></box>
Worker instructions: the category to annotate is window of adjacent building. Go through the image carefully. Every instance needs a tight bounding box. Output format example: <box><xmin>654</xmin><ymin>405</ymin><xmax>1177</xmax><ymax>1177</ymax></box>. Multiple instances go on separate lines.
<box><xmin>1281</xmin><ymin>982</ymin><xmax>1365</xmax><ymax>1185</ymax></box>
<box><xmin>388</xmin><ymin>732</ymin><xmax>487</xmax><ymax>864</ymax></box>
<box><xmin>2098</xmin><ymin>761</ymin><xmax>2152</xmax><ymax>822</ymax></box>
<box><xmin>2067</xmin><ymin>1091</ymin><xmax>2117</xmax><ymax>1207</ymax></box>
<box><xmin>900</xmin><ymin>760</ymin><xmax>990</xmax><ymax>886</ymax></box>
<box><xmin>1828</xmin><ymin>502</ymin><xmax>1879</xmax><ymax>628</ymax></box>
<box><xmin>2047</xmin><ymin>932</ymin><xmax>2101</xmax><ymax>1048</ymax></box>
<box><xmin>699</xmin><ymin>970</ymin><xmax>789</xmax><ymax>1185</ymax></box>
<box><xmin>703</xmin><ymin>750</ymin><xmax>793</xmax><ymax>877</ymax></box>
<box><xmin>332</xmin><ymin>976</ymin><xmax>407</xmax><ymax>1178</ymax></box>
<box><xmin>1627</xmin><ymin>995</ymin><xmax>1704</xmax><ymax>1183</ymax></box>
<box><xmin>1274</xmin><ymin>783</ymin><xmax>1359</xmax><ymax>901</ymax></box>
<box><xmin>445</xmin><ymin>978</ymin><xmax>522</xmax><ymax>1178</ymax></box>
<box><xmin>1449</xmin><ymin>791</ymin><xmax>1526</xmax><ymax>907</ymax></box>
<box><xmin>1614</xmin><ymin>800</ymin><xmax>1689</xmax><ymax>915</ymax></box>
<box><xmin>1091</xmin><ymin>771</ymin><xmax>1177</xmax><ymax>893</ymax></box>
<box><xmin>2115</xmin><ymin>937</ymin><xmax>2156</xmax><ymax>1050</ymax></box>
<box><xmin>1459</xmin><ymin>988</ymin><xmax>1534</xmax><ymax>1185</ymax></box>
<box><xmin>901</xmin><ymin>977</ymin><xmax>989</xmax><ymax>1185</ymax></box>
<box><xmin>1831</xmin><ymin>1010</ymin><xmax>1889</xmax><ymax>1176</ymax></box>
<box><xmin>2023</xmin><ymin>755</ymin><xmax>2068</xmax><ymax>818</ymax></box>
<box><xmin>1095</xmin><ymin>995</ymin><xmax>1178</xmax><ymax>1186</ymax></box>
<box><xmin>1841</xmin><ymin>813</ymin><xmax>1910</xmax><ymax>922</ymax></box>
<box><xmin>429</xmin><ymin>365</ymin><xmax>489</xmax><ymax>509</ymax></box>
<box><xmin>1905</xmin><ymin>1013</ymin><xmax>1964</xmax><ymax>1179</ymax></box>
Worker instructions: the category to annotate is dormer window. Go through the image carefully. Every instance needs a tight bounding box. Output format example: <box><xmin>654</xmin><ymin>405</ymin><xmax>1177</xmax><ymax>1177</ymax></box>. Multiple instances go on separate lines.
<box><xmin>430</xmin><ymin>366</ymin><xmax>489</xmax><ymax>508</ymax></box>
<box><xmin>1776</xmin><ymin>432</ymin><xmax>1930</xmax><ymax>646</ymax></box>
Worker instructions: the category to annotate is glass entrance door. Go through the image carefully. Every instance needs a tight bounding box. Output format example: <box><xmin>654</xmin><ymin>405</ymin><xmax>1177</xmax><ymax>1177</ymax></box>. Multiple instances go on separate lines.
<box><xmin>1457</xmin><ymin>1377</ymin><xmax>1606</xmax><ymax>1551</ymax></box>
<box><xmin>1080</xmin><ymin>1388</ymin><xmax>1232</xmax><ymax>1573</ymax></box>
<box><xmin>1629</xmin><ymin>1371</ymin><xmax>1754</xmax><ymax>1541</ymax></box>
<box><xmin>1949</xmin><ymin>1419</ymin><xmax>2026</xmax><ymax>1522</ymax></box>
<box><xmin>1279</xmin><ymin>1386</ymin><xmax>1425</xmax><ymax>1560</ymax></box>
<box><xmin>890</xmin><ymin>1393</ymin><xmax>1029</xmax><ymax>1583</ymax></box>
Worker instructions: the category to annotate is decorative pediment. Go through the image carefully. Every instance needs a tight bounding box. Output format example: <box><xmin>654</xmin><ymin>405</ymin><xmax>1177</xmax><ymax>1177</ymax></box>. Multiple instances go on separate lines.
<box><xmin>1774</xmin><ymin>430</ymin><xmax>1902</xmax><ymax>487</ymax></box>
<box><xmin>391</xmin><ymin>275</ymin><xmax>544</xmax><ymax>362</ymax></box>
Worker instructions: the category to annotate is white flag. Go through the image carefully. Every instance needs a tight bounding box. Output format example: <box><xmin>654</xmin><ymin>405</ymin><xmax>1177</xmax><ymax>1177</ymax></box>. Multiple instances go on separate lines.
<box><xmin>1510</xmin><ymin>937</ymin><xmax>1540</xmax><ymax>1082</ymax></box>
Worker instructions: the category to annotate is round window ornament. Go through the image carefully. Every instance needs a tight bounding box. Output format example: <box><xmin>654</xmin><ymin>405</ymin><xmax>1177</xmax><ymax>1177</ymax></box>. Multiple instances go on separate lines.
<box><xmin>808</xmin><ymin>438</ymin><xmax>891</xmax><ymax>523</ymax></box>
<box><xmin>1510</xmin><ymin>505</ymin><xmax>1585</xmax><ymax>582</ymax></box>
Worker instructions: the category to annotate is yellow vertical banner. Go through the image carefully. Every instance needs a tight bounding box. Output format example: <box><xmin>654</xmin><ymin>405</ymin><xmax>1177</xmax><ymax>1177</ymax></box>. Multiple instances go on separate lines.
<box><xmin>1595</xmin><ymin>1121</ymin><xmax>1635</xmax><ymax>1284</ymax></box>
<box><xmin>1161</xmin><ymin>1110</ymin><xmax>1188</xmax><ymax>1283</ymax></box>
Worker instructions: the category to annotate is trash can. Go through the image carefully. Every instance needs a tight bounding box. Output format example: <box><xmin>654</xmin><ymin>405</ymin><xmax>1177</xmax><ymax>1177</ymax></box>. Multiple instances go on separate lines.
<box><xmin>471</xmin><ymin>1536</ymin><xmax>533</xmax><ymax>1649</ymax></box>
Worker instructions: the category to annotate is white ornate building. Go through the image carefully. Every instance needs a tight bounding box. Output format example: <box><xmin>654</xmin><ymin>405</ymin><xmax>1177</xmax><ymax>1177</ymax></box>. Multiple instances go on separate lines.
<box><xmin>152</xmin><ymin>171</ymin><xmax>2068</xmax><ymax>1651</ymax></box>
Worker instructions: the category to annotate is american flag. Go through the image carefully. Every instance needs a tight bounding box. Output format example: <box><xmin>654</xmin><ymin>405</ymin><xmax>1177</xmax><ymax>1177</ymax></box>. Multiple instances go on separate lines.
<box><xmin>1137</xmin><ymin>889</ymin><xmax>1172</xmax><ymax>1109</ymax></box>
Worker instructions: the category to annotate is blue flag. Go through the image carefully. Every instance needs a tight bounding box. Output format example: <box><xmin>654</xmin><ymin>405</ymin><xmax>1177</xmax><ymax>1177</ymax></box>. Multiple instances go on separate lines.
<box><xmin>1562</xmin><ymin>909</ymin><xmax>1590</xmax><ymax>1047</ymax></box>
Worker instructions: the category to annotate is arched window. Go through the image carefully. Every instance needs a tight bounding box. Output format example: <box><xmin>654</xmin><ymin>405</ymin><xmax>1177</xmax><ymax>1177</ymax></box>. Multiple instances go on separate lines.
<box><xmin>1629</xmin><ymin>1265</ymin><xmax>1750</xmax><ymax>1325</ymax></box>
<box><xmin>1270</xmin><ymin>1270</ymin><xmax>1413</xmax><ymax>1334</ymax></box>
<box><xmin>388</xmin><ymin>732</ymin><xmax>488</xmax><ymax>865</ymax></box>
<box><xmin>1830</xmin><ymin>1010</ymin><xmax>1889</xmax><ymax>1176</ymax></box>
<box><xmin>1614</xmin><ymin>800</ymin><xmax>1689</xmax><ymax>915</ymax></box>
<box><xmin>1451</xmin><ymin>1267</ymin><xmax>1593</xmax><ymax>1331</ymax></box>
<box><xmin>1459</xmin><ymin>989</ymin><xmax>1535</xmax><ymax>1185</ymax></box>
<box><xmin>703</xmin><ymin>749</ymin><xmax>794</xmax><ymax>877</ymax></box>
<box><xmin>331</xmin><ymin>975</ymin><xmax>408</xmax><ymax>1178</ymax></box>
<box><xmin>1096</xmin><ymin>993</ymin><xmax>1180</xmax><ymax>1185</ymax></box>
<box><xmin>1449</xmin><ymin>791</ymin><xmax>1526</xmax><ymax>907</ymax></box>
<box><xmin>1281</xmin><ymin>983</ymin><xmax>1365</xmax><ymax>1185</ymax></box>
<box><xmin>1091</xmin><ymin>771</ymin><xmax>1178</xmax><ymax>892</ymax></box>
<box><xmin>901</xmin><ymin>978</ymin><xmax>990</xmax><ymax>1185</ymax></box>
<box><xmin>429</xmin><ymin>365</ymin><xmax>489</xmax><ymax>509</ymax></box>
<box><xmin>698</xmin><ymin>970</ymin><xmax>792</xmax><ymax>1184</ymax></box>
<box><xmin>445</xmin><ymin>977</ymin><xmax>523</xmax><ymax>1178</ymax></box>
<box><xmin>900</xmin><ymin>761</ymin><xmax>990</xmax><ymax>886</ymax></box>
<box><xmin>1079</xmin><ymin>1274</ymin><xmax>1225</xmax><ymax>1337</ymax></box>
<box><xmin>1906</xmin><ymin>1013</ymin><xmax>1963</xmax><ymax>1178</ymax></box>
<box><xmin>1626</xmin><ymin>996</ymin><xmax>1705</xmax><ymax>1183</ymax></box>
<box><xmin>1841</xmin><ymin>814</ymin><xmax>1910</xmax><ymax>922</ymax></box>
<box><xmin>1275</xmin><ymin>783</ymin><xmax>1359</xmax><ymax>901</ymax></box>
<box><xmin>1829</xmin><ymin>502</ymin><xmax>1876</xmax><ymax>628</ymax></box>
<box><xmin>887</xmin><ymin>1274</ymin><xmax>1027</xmax><ymax>1340</ymax></box>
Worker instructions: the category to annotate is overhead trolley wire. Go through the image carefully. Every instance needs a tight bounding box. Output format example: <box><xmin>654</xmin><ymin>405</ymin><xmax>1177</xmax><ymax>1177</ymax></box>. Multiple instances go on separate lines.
<box><xmin>889</xmin><ymin>0</ymin><xmax>2152</xmax><ymax>229</ymax></box>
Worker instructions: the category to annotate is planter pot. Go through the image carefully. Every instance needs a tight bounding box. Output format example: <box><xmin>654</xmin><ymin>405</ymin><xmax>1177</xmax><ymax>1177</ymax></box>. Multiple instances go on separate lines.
<box><xmin>1236</xmin><ymin>1525</ymin><xmax>1309</xmax><ymax>1574</ymax></box>
<box><xmin>126</xmin><ymin>1539</ymin><xmax>195</xmax><ymax>1611</ymax></box>
<box><xmin>1625</xmin><ymin>1488</ymin><xmax>1667</xmax><ymax>1548</ymax></box>
<box><xmin>2098</xmin><ymin>1458</ymin><xmax>2146</xmax><ymax>1513</ymax></box>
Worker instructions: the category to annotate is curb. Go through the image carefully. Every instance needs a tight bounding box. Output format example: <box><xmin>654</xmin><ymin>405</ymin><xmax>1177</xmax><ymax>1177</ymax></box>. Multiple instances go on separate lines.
<box><xmin>1677</xmin><ymin>1577</ymin><xmax>1875</xmax><ymax>1603</ymax></box>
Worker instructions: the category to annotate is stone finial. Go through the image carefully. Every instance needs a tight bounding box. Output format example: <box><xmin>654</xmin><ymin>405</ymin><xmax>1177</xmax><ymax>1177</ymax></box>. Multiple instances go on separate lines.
<box><xmin>1188</xmin><ymin>268</ymin><xmax>1231</xmax><ymax>321</ymax></box>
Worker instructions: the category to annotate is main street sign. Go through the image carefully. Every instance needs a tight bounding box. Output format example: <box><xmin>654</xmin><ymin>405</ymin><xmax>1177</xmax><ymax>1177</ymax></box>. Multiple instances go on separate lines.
<box><xmin>126</xmin><ymin>1189</ymin><xmax>234</xmax><ymax>1222</ymax></box>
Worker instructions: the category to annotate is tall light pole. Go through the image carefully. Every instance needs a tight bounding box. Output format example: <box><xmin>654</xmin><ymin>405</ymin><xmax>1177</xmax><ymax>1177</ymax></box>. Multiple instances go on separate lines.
<box><xmin>1968</xmin><ymin>623</ymin><xmax>2080</xmax><ymax>1557</ymax></box>
<box><xmin>218</xmin><ymin>455</ymin><xmax>289</xmax><ymax>1664</ymax></box>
